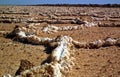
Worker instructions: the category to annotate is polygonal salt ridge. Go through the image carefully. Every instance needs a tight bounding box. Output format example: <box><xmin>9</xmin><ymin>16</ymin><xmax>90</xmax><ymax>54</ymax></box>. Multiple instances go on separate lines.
<box><xmin>50</xmin><ymin>43</ymin><xmax>70</xmax><ymax>62</ymax></box>
<box><xmin>55</xmin><ymin>35</ymin><xmax>73</xmax><ymax>44</ymax></box>
<box><xmin>27</xmin><ymin>23</ymin><xmax>41</xmax><ymax>27</ymax></box>
<box><xmin>6</xmin><ymin>26</ymin><xmax>77</xmax><ymax>77</ymax></box>
<box><xmin>49</xmin><ymin>62</ymin><xmax>62</xmax><ymax>77</ymax></box>
<box><xmin>60</xmin><ymin>58</ymin><xmax>75</xmax><ymax>72</ymax></box>
<box><xmin>9</xmin><ymin>26</ymin><xmax>26</xmax><ymax>38</ymax></box>
<box><xmin>26</xmin><ymin>35</ymin><xmax>42</xmax><ymax>44</ymax></box>
<box><xmin>50</xmin><ymin>37</ymin><xmax>74</xmax><ymax>69</ymax></box>
<box><xmin>26</xmin><ymin>24</ymin><xmax>40</xmax><ymax>30</ymax></box>
<box><xmin>88</xmin><ymin>40</ymin><xmax>104</xmax><ymax>48</ymax></box>
<box><xmin>50</xmin><ymin>37</ymin><xmax>73</xmax><ymax>60</ymax></box>
<box><xmin>40</xmin><ymin>37</ymin><xmax>55</xmax><ymax>44</ymax></box>
<box><xmin>50</xmin><ymin>25</ymin><xmax>59</xmax><ymax>30</ymax></box>
<box><xmin>13</xmin><ymin>26</ymin><xmax>31</xmax><ymax>36</ymax></box>
<box><xmin>90</xmin><ymin>40</ymin><xmax>104</xmax><ymax>45</ymax></box>
<box><xmin>42</xmin><ymin>25</ymin><xmax>59</xmax><ymax>33</ymax></box>
<box><xmin>26</xmin><ymin>35</ymin><xmax>55</xmax><ymax>45</ymax></box>
<box><xmin>14</xmin><ymin>27</ymin><xmax>34</xmax><ymax>37</ymax></box>
<box><xmin>17</xmin><ymin>25</ymin><xmax>41</xmax><ymax>36</ymax></box>
<box><xmin>42</xmin><ymin>25</ymin><xmax>83</xmax><ymax>33</ymax></box>
<box><xmin>26</xmin><ymin>23</ymin><xmax>35</xmax><ymax>27</ymax></box>
<box><xmin>14</xmin><ymin>63</ymin><xmax>62</xmax><ymax>77</ymax></box>
<box><xmin>104</xmin><ymin>37</ymin><xmax>118</xmax><ymax>46</ymax></box>
<box><xmin>84</xmin><ymin>21</ymin><xmax>97</xmax><ymax>27</ymax></box>
<box><xmin>105</xmin><ymin>37</ymin><xmax>117</xmax><ymax>42</ymax></box>
<box><xmin>72</xmin><ymin>40</ymin><xmax>88</xmax><ymax>48</ymax></box>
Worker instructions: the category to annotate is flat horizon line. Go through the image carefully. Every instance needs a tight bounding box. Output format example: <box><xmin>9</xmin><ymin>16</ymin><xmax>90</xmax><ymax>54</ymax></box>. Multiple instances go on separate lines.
<box><xmin>0</xmin><ymin>4</ymin><xmax>120</xmax><ymax>7</ymax></box>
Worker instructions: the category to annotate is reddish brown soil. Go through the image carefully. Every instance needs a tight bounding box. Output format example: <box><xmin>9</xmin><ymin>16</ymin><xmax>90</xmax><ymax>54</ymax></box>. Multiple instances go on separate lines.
<box><xmin>0</xmin><ymin>6</ymin><xmax>120</xmax><ymax>77</ymax></box>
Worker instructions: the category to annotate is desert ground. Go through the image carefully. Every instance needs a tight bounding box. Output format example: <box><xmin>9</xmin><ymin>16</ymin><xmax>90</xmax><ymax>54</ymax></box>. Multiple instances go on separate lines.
<box><xmin>0</xmin><ymin>5</ymin><xmax>120</xmax><ymax>77</ymax></box>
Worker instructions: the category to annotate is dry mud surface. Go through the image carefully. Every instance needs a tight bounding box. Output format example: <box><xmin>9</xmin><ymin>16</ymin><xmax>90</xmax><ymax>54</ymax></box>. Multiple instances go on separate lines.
<box><xmin>0</xmin><ymin>6</ymin><xmax>120</xmax><ymax>77</ymax></box>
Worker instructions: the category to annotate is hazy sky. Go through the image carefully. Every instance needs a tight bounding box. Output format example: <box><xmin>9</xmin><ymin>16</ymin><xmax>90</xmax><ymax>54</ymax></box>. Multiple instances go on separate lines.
<box><xmin>0</xmin><ymin>0</ymin><xmax>120</xmax><ymax>5</ymax></box>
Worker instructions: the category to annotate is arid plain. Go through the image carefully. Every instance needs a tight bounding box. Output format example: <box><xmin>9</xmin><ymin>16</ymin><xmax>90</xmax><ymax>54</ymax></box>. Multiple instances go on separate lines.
<box><xmin>0</xmin><ymin>5</ymin><xmax>120</xmax><ymax>77</ymax></box>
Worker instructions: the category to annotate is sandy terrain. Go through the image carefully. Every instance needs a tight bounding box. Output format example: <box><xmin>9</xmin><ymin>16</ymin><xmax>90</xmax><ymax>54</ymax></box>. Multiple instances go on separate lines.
<box><xmin>0</xmin><ymin>6</ymin><xmax>120</xmax><ymax>77</ymax></box>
